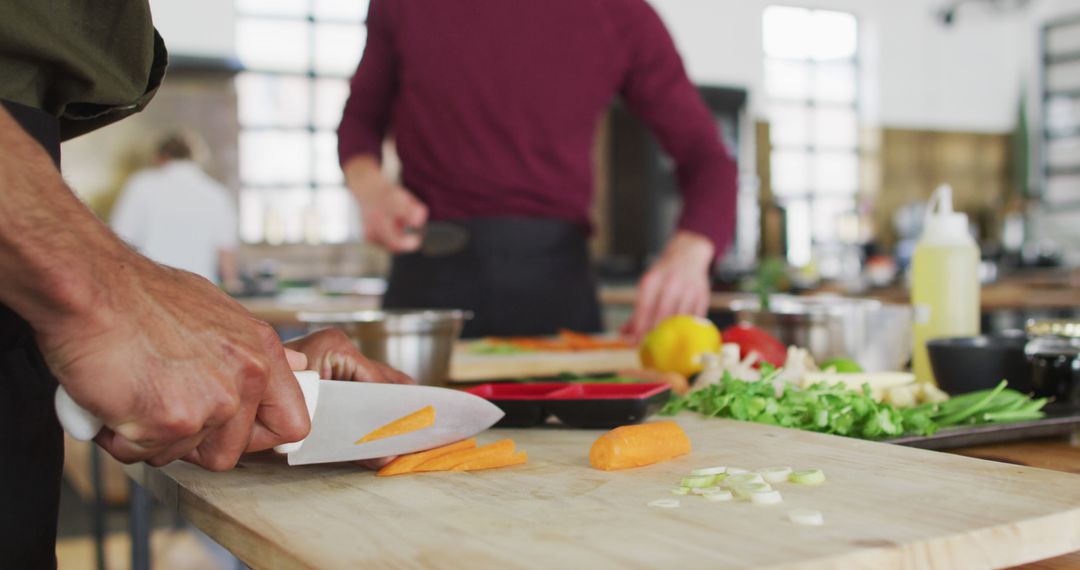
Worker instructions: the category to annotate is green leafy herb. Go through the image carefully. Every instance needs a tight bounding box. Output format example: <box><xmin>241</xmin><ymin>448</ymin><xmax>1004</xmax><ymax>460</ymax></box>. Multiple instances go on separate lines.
<box><xmin>741</xmin><ymin>257</ymin><xmax>788</xmax><ymax>311</ymax></box>
<box><xmin>661</xmin><ymin>375</ymin><xmax>1047</xmax><ymax>440</ymax></box>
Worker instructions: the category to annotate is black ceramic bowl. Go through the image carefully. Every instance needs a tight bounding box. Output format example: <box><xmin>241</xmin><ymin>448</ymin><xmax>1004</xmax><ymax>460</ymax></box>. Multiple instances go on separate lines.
<box><xmin>926</xmin><ymin>335</ymin><xmax>1033</xmax><ymax>395</ymax></box>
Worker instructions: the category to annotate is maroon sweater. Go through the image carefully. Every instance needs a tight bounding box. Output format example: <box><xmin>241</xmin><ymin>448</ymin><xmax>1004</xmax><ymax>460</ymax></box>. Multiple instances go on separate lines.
<box><xmin>338</xmin><ymin>0</ymin><xmax>736</xmax><ymax>252</ymax></box>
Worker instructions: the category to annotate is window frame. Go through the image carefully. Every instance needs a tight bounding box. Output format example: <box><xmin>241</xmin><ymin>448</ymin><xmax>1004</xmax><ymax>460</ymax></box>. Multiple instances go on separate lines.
<box><xmin>762</xmin><ymin>5</ymin><xmax>862</xmax><ymax>269</ymax></box>
<box><xmin>234</xmin><ymin>2</ymin><xmax>367</xmax><ymax>245</ymax></box>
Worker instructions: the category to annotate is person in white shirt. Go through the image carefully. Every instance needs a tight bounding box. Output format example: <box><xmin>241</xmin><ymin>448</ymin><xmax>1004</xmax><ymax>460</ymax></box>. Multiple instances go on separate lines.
<box><xmin>111</xmin><ymin>131</ymin><xmax>240</xmax><ymax>289</ymax></box>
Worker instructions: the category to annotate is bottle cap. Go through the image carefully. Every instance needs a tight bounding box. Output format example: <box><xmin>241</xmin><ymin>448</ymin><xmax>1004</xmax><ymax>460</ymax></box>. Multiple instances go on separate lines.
<box><xmin>921</xmin><ymin>184</ymin><xmax>970</xmax><ymax>243</ymax></box>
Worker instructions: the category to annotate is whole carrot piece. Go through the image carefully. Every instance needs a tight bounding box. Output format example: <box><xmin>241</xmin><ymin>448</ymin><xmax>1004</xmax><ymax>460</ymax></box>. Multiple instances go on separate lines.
<box><xmin>589</xmin><ymin>421</ymin><xmax>691</xmax><ymax>471</ymax></box>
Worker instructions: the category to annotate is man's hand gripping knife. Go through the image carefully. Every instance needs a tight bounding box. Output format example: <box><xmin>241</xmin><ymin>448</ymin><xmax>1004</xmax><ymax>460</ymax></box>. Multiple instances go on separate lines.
<box><xmin>0</xmin><ymin>107</ymin><xmax>311</xmax><ymax>471</ymax></box>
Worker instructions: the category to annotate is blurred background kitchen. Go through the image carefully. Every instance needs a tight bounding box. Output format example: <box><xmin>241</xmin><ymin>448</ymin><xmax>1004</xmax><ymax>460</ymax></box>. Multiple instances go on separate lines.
<box><xmin>56</xmin><ymin>0</ymin><xmax>1080</xmax><ymax>567</ymax></box>
<box><xmin>63</xmin><ymin>0</ymin><xmax>1080</xmax><ymax>336</ymax></box>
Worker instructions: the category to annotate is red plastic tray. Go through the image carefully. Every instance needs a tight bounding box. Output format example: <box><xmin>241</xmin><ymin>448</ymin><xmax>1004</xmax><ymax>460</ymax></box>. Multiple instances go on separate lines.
<box><xmin>465</xmin><ymin>382</ymin><xmax>671</xmax><ymax>428</ymax></box>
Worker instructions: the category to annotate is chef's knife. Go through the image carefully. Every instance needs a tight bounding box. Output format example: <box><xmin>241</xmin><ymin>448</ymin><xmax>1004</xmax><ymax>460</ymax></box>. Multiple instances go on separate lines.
<box><xmin>55</xmin><ymin>371</ymin><xmax>505</xmax><ymax>466</ymax></box>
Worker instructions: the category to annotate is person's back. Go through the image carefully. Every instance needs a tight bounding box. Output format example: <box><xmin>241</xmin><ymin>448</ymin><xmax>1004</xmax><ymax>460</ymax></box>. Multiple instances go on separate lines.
<box><xmin>112</xmin><ymin>154</ymin><xmax>237</xmax><ymax>283</ymax></box>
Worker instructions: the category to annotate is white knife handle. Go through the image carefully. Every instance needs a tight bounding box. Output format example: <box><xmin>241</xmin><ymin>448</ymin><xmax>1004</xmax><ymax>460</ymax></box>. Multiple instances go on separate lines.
<box><xmin>55</xmin><ymin>371</ymin><xmax>322</xmax><ymax>445</ymax></box>
<box><xmin>54</xmin><ymin>385</ymin><xmax>103</xmax><ymax>441</ymax></box>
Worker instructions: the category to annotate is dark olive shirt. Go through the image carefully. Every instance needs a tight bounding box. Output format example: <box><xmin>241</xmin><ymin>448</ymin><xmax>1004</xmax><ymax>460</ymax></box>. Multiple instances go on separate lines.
<box><xmin>0</xmin><ymin>0</ymin><xmax>166</xmax><ymax>140</ymax></box>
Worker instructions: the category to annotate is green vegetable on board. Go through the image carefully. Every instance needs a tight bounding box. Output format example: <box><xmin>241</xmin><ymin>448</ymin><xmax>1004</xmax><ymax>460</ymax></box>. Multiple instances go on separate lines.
<box><xmin>819</xmin><ymin>358</ymin><xmax>864</xmax><ymax>374</ymax></box>
<box><xmin>660</xmin><ymin>374</ymin><xmax>1047</xmax><ymax>440</ymax></box>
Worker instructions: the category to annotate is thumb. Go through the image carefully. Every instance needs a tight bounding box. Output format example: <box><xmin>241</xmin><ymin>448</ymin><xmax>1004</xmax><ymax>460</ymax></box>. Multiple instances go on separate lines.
<box><xmin>246</xmin><ymin>359</ymin><xmax>312</xmax><ymax>452</ymax></box>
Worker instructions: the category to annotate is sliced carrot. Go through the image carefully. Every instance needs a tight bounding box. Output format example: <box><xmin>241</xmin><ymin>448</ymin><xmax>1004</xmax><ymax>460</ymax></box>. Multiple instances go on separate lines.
<box><xmin>413</xmin><ymin>439</ymin><xmax>515</xmax><ymax>472</ymax></box>
<box><xmin>589</xmin><ymin>421</ymin><xmax>691</xmax><ymax>471</ymax></box>
<box><xmin>559</xmin><ymin>330</ymin><xmax>632</xmax><ymax>350</ymax></box>
<box><xmin>376</xmin><ymin>438</ymin><xmax>477</xmax><ymax>477</ymax></box>
<box><xmin>484</xmin><ymin>331</ymin><xmax>632</xmax><ymax>352</ymax></box>
<box><xmin>453</xmin><ymin>451</ymin><xmax>528</xmax><ymax>472</ymax></box>
<box><xmin>355</xmin><ymin>405</ymin><xmax>436</xmax><ymax>445</ymax></box>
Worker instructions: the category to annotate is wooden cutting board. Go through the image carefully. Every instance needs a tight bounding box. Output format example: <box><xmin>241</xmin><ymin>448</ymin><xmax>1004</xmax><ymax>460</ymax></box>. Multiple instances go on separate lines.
<box><xmin>449</xmin><ymin>346</ymin><xmax>640</xmax><ymax>382</ymax></box>
<box><xmin>128</xmin><ymin>415</ymin><xmax>1080</xmax><ymax>570</ymax></box>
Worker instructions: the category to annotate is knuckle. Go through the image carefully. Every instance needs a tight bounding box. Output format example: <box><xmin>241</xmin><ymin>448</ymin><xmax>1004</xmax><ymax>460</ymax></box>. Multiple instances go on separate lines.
<box><xmin>214</xmin><ymin>391</ymin><xmax>241</xmax><ymax>421</ymax></box>
<box><xmin>159</xmin><ymin>410</ymin><xmax>202</xmax><ymax>438</ymax></box>
<box><xmin>203</xmin><ymin>453</ymin><xmax>240</xmax><ymax>472</ymax></box>
<box><xmin>255</xmin><ymin>322</ymin><xmax>281</xmax><ymax>348</ymax></box>
<box><xmin>146</xmin><ymin>455</ymin><xmax>173</xmax><ymax>468</ymax></box>
<box><xmin>322</xmin><ymin>327</ymin><xmax>351</xmax><ymax>346</ymax></box>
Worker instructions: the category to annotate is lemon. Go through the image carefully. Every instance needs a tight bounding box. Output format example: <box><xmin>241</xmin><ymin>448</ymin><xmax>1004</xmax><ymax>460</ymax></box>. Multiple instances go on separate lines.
<box><xmin>640</xmin><ymin>315</ymin><xmax>721</xmax><ymax>377</ymax></box>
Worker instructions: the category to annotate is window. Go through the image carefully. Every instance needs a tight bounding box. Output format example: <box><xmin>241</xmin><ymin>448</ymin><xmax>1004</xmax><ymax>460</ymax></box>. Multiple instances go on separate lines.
<box><xmin>763</xmin><ymin>6</ymin><xmax>861</xmax><ymax>270</ymax></box>
<box><xmin>235</xmin><ymin>0</ymin><xmax>369</xmax><ymax>244</ymax></box>
<box><xmin>1041</xmin><ymin>15</ymin><xmax>1080</xmax><ymax>205</ymax></box>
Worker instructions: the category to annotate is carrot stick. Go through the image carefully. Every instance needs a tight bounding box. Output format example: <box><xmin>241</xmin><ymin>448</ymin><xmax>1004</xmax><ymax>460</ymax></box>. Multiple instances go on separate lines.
<box><xmin>413</xmin><ymin>439</ymin><xmax>515</xmax><ymax>472</ymax></box>
<box><xmin>453</xmin><ymin>451</ymin><xmax>528</xmax><ymax>472</ymax></box>
<box><xmin>376</xmin><ymin>438</ymin><xmax>477</xmax><ymax>477</ymax></box>
<box><xmin>589</xmin><ymin>421</ymin><xmax>691</xmax><ymax>471</ymax></box>
<box><xmin>355</xmin><ymin>405</ymin><xmax>435</xmax><ymax>445</ymax></box>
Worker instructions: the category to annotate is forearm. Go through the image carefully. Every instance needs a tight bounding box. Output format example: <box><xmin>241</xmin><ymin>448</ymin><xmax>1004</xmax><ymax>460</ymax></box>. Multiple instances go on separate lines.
<box><xmin>343</xmin><ymin>154</ymin><xmax>388</xmax><ymax>207</ymax></box>
<box><xmin>0</xmin><ymin>108</ymin><xmax>137</xmax><ymax>331</ymax></box>
<box><xmin>660</xmin><ymin>231</ymin><xmax>715</xmax><ymax>271</ymax></box>
<box><xmin>674</xmin><ymin>149</ymin><xmax>738</xmax><ymax>257</ymax></box>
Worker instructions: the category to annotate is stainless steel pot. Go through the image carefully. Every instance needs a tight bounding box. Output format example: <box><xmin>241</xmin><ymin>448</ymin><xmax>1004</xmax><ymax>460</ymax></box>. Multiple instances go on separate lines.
<box><xmin>730</xmin><ymin>295</ymin><xmax>912</xmax><ymax>372</ymax></box>
<box><xmin>298</xmin><ymin>309</ymin><xmax>469</xmax><ymax>385</ymax></box>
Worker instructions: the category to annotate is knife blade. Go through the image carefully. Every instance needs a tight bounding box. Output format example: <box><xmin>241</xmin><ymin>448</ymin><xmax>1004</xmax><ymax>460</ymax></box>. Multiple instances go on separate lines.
<box><xmin>54</xmin><ymin>371</ymin><xmax>505</xmax><ymax>466</ymax></box>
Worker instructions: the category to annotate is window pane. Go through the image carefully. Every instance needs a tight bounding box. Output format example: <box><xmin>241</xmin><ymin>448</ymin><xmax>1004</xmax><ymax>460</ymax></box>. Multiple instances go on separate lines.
<box><xmin>785</xmin><ymin>199</ymin><xmax>812</xmax><ymax>266</ymax></box>
<box><xmin>240</xmin><ymin>131</ymin><xmax>312</xmax><ymax>185</ymax></box>
<box><xmin>315</xmin><ymin>186</ymin><xmax>360</xmax><ymax>243</ymax></box>
<box><xmin>314</xmin><ymin>24</ymin><xmax>366</xmax><ymax>76</ymax></box>
<box><xmin>240</xmin><ymin>187</ymin><xmax>312</xmax><ymax>245</ymax></box>
<box><xmin>236</xmin><ymin>73</ymin><xmax>310</xmax><ymax>128</ymax></box>
<box><xmin>239</xmin><ymin>188</ymin><xmax>265</xmax><ymax>243</ymax></box>
<box><xmin>813</xmin><ymin>107</ymin><xmax>858</xmax><ymax>149</ymax></box>
<box><xmin>814</xmin><ymin>152</ymin><xmax>859</xmax><ymax>195</ymax></box>
<box><xmin>269</xmin><ymin>188</ymin><xmax>313</xmax><ymax>245</ymax></box>
<box><xmin>237</xmin><ymin>19</ymin><xmax>310</xmax><ymax>73</ymax></box>
<box><xmin>810</xmin><ymin>10</ymin><xmax>857</xmax><ymax>61</ymax></box>
<box><xmin>813</xmin><ymin>63</ymin><xmax>857</xmax><ymax>104</ymax></box>
<box><xmin>237</xmin><ymin>0</ymin><xmax>307</xmax><ymax>17</ymax></box>
<box><xmin>1047</xmin><ymin>96</ymin><xmax>1080</xmax><ymax>134</ymax></box>
<box><xmin>1048</xmin><ymin>24</ymin><xmax>1080</xmax><ymax>55</ymax></box>
<box><xmin>315</xmin><ymin>131</ymin><xmax>344</xmax><ymax>184</ymax></box>
<box><xmin>1047</xmin><ymin>60</ymin><xmax>1080</xmax><ymax>92</ymax></box>
<box><xmin>811</xmin><ymin>198</ymin><xmax>856</xmax><ymax>243</ymax></box>
<box><xmin>314</xmin><ymin>0</ymin><xmax>369</xmax><ymax>22</ymax></box>
<box><xmin>765</xmin><ymin>60</ymin><xmax>810</xmax><ymax>100</ymax></box>
<box><xmin>1046</xmin><ymin>137</ymin><xmax>1080</xmax><ymax>170</ymax></box>
<box><xmin>314</xmin><ymin>78</ymin><xmax>351</xmax><ymax>129</ymax></box>
<box><xmin>1045</xmin><ymin>174</ymin><xmax>1080</xmax><ymax>204</ymax></box>
<box><xmin>763</xmin><ymin>6</ymin><xmax>812</xmax><ymax>59</ymax></box>
<box><xmin>771</xmin><ymin>150</ymin><xmax>810</xmax><ymax>196</ymax></box>
<box><xmin>768</xmin><ymin>103</ymin><xmax>810</xmax><ymax>147</ymax></box>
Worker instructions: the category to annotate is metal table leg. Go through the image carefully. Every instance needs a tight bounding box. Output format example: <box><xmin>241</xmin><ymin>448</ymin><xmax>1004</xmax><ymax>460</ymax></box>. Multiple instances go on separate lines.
<box><xmin>129</xmin><ymin>479</ymin><xmax>153</xmax><ymax>570</ymax></box>
<box><xmin>90</xmin><ymin>444</ymin><xmax>106</xmax><ymax>570</ymax></box>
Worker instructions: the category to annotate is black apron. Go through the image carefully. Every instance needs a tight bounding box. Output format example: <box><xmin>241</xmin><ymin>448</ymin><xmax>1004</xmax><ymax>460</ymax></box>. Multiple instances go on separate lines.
<box><xmin>0</xmin><ymin>100</ymin><xmax>65</xmax><ymax>570</ymax></box>
<box><xmin>383</xmin><ymin>218</ymin><xmax>603</xmax><ymax>338</ymax></box>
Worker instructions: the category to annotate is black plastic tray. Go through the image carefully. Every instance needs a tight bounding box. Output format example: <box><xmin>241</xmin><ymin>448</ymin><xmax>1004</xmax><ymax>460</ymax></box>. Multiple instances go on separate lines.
<box><xmin>465</xmin><ymin>382</ymin><xmax>671</xmax><ymax>429</ymax></box>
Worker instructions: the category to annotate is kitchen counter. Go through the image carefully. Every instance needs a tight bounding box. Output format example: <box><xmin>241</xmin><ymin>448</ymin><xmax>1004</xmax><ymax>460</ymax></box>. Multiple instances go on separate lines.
<box><xmin>238</xmin><ymin>294</ymin><xmax>381</xmax><ymax>328</ymax></box>
<box><xmin>126</xmin><ymin>416</ymin><xmax>1080</xmax><ymax>569</ymax></box>
<box><xmin>602</xmin><ymin>269</ymin><xmax>1080</xmax><ymax>314</ymax></box>
<box><xmin>240</xmin><ymin>268</ymin><xmax>1079</xmax><ymax>330</ymax></box>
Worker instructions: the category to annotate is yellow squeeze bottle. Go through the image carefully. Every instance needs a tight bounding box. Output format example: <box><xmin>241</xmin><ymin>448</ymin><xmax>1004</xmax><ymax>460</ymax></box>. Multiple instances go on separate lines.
<box><xmin>910</xmin><ymin>184</ymin><xmax>980</xmax><ymax>385</ymax></box>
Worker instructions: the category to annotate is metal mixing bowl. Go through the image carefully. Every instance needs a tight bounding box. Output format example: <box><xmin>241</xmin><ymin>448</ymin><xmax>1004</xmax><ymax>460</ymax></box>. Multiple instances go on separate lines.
<box><xmin>298</xmin><ymin>309</ymin><xmax>469</xmax><ymax>385</ymax></box>
<box><xmin>730</xmin><ymin>295</ymin><xmax>913</xmax><ymax>372</ymax></box>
